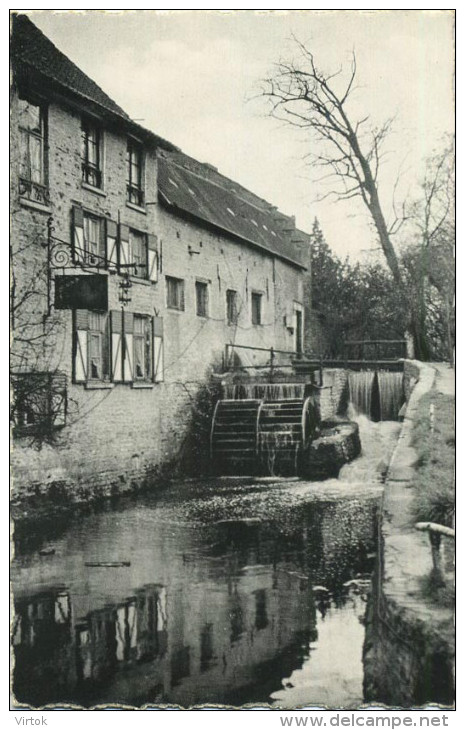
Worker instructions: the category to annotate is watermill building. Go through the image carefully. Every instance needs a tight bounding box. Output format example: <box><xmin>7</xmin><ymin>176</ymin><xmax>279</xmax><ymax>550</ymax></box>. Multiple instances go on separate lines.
<box><xmin>10</xmin><ymin>14</ymin><xmax>312</xmax><ymax>501</ymax></box>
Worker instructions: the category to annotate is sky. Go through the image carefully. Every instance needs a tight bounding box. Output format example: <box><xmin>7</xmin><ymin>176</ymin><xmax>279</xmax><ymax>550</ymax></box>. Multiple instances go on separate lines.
<box><xmin>25</xmin><ymin>9</ymin><xmax>454</xmax><ymax>262</ymax></box>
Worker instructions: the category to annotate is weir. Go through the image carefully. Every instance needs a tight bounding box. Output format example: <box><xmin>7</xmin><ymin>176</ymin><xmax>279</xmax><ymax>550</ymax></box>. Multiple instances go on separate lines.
<box><xmin>348</xmin><ymin>370</ymin><xmax>404</xmax><ymax>422</ymax></box>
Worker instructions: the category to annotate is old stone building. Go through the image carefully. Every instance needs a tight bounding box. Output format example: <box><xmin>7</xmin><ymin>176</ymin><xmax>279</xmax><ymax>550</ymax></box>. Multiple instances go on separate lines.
<box><xmin>10</xmin><ymin>14</ymin><xmax>312</xmax><ymax>503</ymax></box>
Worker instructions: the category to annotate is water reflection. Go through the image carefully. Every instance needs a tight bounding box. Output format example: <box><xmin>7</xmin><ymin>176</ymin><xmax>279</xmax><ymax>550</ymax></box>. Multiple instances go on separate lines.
<box><xmin>12</xmin><ymin>495</ymin><xmax>377</xmax><ymax>708</ymax></box>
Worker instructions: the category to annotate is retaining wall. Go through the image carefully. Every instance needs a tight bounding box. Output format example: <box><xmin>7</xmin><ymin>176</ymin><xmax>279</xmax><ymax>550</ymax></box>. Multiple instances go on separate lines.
<box><xmin>363</xmin><ymin>361</ymin><xmax>454</xmax><ymax>707</ymax></box>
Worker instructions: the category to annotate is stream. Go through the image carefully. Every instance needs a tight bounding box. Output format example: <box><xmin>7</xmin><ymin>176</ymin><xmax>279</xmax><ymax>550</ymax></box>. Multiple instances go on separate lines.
<box><xmin>11</xmin><ymin>414</ymin><xmax>400</xmax><ymax>709</ymax></box>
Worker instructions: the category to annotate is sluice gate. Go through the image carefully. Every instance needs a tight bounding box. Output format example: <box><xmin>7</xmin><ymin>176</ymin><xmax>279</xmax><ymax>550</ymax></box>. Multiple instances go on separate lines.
<box><xmin>210</xmin><ymin>397</ymin><xmax>316</xmax><ymax>476</ymax></box>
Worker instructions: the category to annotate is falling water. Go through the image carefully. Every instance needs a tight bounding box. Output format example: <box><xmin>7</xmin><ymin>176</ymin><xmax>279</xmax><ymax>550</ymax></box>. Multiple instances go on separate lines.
<box><xmin>348</xmin><ymin>371</ymin><xmax>375</xmax><ymax>418</ymax></box>
<box><xmin>349</xmin><ymin>370</ymin><xmax>404</xmax><ymax>421</ymax></box>
<box><xmin>222</xmin><ymin>382</ymin><xmax>306</xmax><ymax>401</ymax></box>
<box><xmin>378</xmin><ymin>371</ymin><xmax>404</xmax><ymax>421</ymax></box>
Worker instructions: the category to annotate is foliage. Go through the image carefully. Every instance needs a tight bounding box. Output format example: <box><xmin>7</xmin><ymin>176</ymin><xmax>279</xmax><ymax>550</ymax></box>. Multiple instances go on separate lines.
<box><xmin>411</xmin><ymin>389</ymin><xmax>455</xmax><ymax>528</ymax></box>
<box><xmin>310</xmin><ymin>219</ymin><xmax>407</xmax><ymax>357</ymax></box>
<box><xmin>400</xmin><ymin>139</ymin><xmax>455</xmax><ymax>363</ymax></box>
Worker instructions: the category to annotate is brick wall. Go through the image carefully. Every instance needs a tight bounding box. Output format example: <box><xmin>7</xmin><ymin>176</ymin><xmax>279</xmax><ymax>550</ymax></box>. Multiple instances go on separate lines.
<box><xmin>11</xmin><ymin>89</ymin><xmax>308</xmax><ymax>508</ymax></box>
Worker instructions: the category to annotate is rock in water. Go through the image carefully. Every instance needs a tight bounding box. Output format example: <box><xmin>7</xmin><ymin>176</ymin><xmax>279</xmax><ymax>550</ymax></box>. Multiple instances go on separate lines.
<box><xmin>300</xmin><ymin>418</ymin><xmax>361</xmax><ymax>480</ymax></box>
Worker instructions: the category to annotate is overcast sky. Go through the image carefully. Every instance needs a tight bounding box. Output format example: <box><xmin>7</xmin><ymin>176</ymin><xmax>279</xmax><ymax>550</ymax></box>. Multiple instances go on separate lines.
<box><xmin>26</xmin><ymin>9</ymin><xmax>454</xmax><ymax>261</ymax></box>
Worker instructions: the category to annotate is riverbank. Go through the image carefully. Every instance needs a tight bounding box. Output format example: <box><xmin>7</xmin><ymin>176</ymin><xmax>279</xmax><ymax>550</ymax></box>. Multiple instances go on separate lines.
<box><xmin>364</xmin><ymin>362</ymin><xmax>455</xmax><ymax>707</ymax></box>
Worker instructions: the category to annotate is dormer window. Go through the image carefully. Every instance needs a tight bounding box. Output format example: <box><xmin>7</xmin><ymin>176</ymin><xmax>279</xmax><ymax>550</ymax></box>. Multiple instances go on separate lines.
<box><xmin>81</xmin><ymin>119</ymin><xmax>102</xmax><ymax>188</ymax></box>
<box><xmin>18</xmin><ymin>97</ymin><xmax>48</xmax><ymax>205</ymax></box>
<box><xmin>127</xmin><ymin>139</ymin><xmax>144</xmax><ymax>206</ymax></box>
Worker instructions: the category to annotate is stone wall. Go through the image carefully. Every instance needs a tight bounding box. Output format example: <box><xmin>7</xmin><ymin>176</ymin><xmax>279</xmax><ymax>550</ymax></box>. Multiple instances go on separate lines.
<box><xmin>363</xmin><ymin>361</ymin><xmax>454</xmax><ymax>707</ymax></box>
<box><xmin>10</xmin><ymin>87</ymin><xmax>308</xmax><ymax>512</ymax></box>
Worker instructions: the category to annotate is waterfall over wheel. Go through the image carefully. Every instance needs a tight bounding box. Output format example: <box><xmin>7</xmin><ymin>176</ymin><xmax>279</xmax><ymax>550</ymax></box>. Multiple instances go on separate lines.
<box><xmin>210</xmin><ymin>396</ymin><xmax>318</xmax><ymax>476</ymax></box>
<box><xmin>210</xmin><ymin>399</ymin><xmax>262</xmax><ymax>475</ymax></box>
<box><xmin>258</xmin><ymin>400</ymin><xmax>304</xmax><ymax>476</ymax></box>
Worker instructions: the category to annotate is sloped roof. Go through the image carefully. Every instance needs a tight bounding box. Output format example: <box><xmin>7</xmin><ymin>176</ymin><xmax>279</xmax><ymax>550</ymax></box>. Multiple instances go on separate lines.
<box><xmin>11</xmin><ymin>14</ymin><xmax>309</xmax><ymax>268</ymax></box>
<box><xmin>158</xmin><ymin>151</ymin><xmax>308</xmax><ymax>269</ymax></box>
<box><xmin>11</xmin><ymin>14</ymin><xmax>130</xmax><ymax>119</ymax></box>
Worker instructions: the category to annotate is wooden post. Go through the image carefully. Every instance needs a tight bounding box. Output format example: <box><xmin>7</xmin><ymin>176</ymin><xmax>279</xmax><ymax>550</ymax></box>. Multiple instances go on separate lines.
<box><xmin>270</xmin><ymin>347</ymin><xmax>274</xmax><ymax>383</ymax></box>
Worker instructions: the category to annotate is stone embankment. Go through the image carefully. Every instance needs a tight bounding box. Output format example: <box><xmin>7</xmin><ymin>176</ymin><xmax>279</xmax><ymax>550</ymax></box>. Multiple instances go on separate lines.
<box><xmin>364</xmin><ymin>361</ymin><xmax>455</xmax><ymax>707</ymax></box>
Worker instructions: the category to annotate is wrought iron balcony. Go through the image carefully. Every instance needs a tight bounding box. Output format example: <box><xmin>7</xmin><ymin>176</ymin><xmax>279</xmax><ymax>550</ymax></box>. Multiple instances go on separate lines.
<box><xmin>18</xmin><ymin>177</ymin><xmax>50</xmax><ymax>206</ymax></box>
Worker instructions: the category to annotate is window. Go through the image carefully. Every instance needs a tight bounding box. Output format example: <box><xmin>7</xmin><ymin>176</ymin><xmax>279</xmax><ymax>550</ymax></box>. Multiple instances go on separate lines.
<box><xmin>195</xmin><ymin>281</ymin><xmax>209</xmax><ymax>318</ymax></box>
<box><xmin>134</xmin><ymin>315</ymin><xmax>152</xmax><ymax>380</ymax></box>
<box><xmin>166</xmin><ymin>276</ymin><xmax>185</xmax><ymax>311</ymax></box>
<box><xmin>251</xmin><ymin>292</ymin><xmax>262</xmax><ymax>325</ymax></box>
<box><xmin>74</xmin><ymin>310</ymin><xmax>164</xmax><ymax>384</ymax></box>
<box><xmin>18</xmin><ymin>97</ymin><xmax>48</xmax><ymax>205</ymax></box>
<box><xmin>127</xmin><ymin>140</ymin><xmax>144</xmax><ymax>206</ymax></box>
<box><xmin>12</xmin><ymin>372</ymin><xmax>67</xmax><ymax>436</ymax></box>
<box><xmin>81</xmin><ymin>119</ymin><xmax>102</xmax><ymax>188</ymax></box>
<box><xmin>226</xmin><ymin>289</ymin><xmax>238</xmax><ymax>325</ymax></box>
<box><xmin>129</xmin><ymin>229</ymin><xmax>147</xmax><ymax>277</ymax></box>
<box><xmin>88</xmin><ymin>312</ymin><xmax>110</xmax><ymax>380</ymax></box>
<box><xmin>83</xmin><ymin>213</ymin><xmax>105</xmax><ymax>266</ymax></box>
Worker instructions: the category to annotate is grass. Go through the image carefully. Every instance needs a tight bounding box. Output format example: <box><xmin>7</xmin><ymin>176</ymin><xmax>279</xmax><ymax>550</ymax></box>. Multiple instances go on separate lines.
<box><xmin>411</xmin><ymin>389</ymin><xmax>455</xmax><ymax>528</ymax></box>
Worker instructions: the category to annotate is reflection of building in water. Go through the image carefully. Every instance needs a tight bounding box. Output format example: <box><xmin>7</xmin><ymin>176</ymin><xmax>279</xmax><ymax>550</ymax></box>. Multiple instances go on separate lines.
<box><xmin>13</xmin><ymin>588</ymin><xmax>76</xmax><ymax>706</ymax></box>
<box><xmin>13</xmin><ymin>566</ymin><xmax>315</xmax><ymax>707</ymax></box>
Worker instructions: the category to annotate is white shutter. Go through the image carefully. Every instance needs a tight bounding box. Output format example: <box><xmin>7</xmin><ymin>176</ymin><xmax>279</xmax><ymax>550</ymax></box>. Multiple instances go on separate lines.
<box><xmin>110</xmin><ymin>310</ymin><xmax>123</xmax><ymax>382</ymax></box>
<box><xmin>119</xmin><ymin>224</ymin><xmax>130</xmax><ymax>268</ymax></box>
<box><xmin>106</xmin><ymin>219</ymin><xmax>118</xmax><ymax>271</ymax></box>
<box><xmin>153</xmin><ymin>316</ymin><xmax>164</xmax><ymax>383</ymax></box>
<box><xmin>147</xmin><ymin>234</ymin><xmax>158</xmax><ymax>282</ymax></box>
<box><xmin>73</xmin><ymin>206</ymin><xmax>85</xmax><ymax>263</ymax></box>
<box><xmin>123</xmin><ymin>311</ymin><xmax>134</xmax><ymax>382</ymax></box>
<box><xmin>74</xmin><ymin>310</ymin><xmax>88</xmax><ymax>382</ymax></box>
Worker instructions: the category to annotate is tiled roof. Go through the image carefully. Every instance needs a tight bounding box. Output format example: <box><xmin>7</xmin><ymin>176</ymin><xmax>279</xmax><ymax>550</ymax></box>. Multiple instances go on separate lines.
<box><xmin>11</xmin><ymin>14</ymin><xmax>131</xmax><ymax>120</ymax></box>
<box><xmin>158</xmin><ymin>151</ymin><xmax>308</xmax><ymax>269</ymax></box>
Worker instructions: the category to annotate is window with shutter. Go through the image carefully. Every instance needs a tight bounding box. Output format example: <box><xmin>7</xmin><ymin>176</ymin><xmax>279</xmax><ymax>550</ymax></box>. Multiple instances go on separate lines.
<box><xmin>88</xmin><ymin>312</ymin><xmax>110</xmax><ymax>380</ymax></box>
<box><xmin>134</xmin><ymin>315</ymin><xmax>152</xmax><ymax>380</ymax></box>
<box><xmin>128</xmin><ymin>229</ymin><xmax>147</xmax><ymax>278</ymax></box>
<box><xmin>72</xmin><ymin>208</ymin><xmax>105</xmax><ymax>266</ymax></box>
<box><xmin>74</xmin><ymin>310</ymin><xmax>110</xmax><ymax>383</ymax></box>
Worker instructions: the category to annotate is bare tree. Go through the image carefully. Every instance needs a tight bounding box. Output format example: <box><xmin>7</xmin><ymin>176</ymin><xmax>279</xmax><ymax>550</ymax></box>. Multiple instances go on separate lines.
<box><xmin>402</xmin><ymin>139</ymin><xmax>455</xmax><ymax>364</ymax></box>
<box><xmin>10</xmin><ymin>212</ymin><xmax>69</xmax><ymax>443</ymax></box>
<box><xmin>262</xmin><ymin>40</ymin><xmax>404</xmax><ymax>283</ymax></box>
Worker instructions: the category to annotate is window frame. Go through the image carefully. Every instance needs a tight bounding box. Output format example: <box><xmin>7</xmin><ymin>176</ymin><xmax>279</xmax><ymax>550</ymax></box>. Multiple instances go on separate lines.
<box><xmin>87</xmin><ymin>311</ymin><xmax>110</xmax><ymax>382</ymax></box>
<box><xmin>226</xmin><ymin>289</ymin><xmax>238</xmax><ymax>326</ymax></box>
<box><xmin>82</xmin><ymin>211</ymin><xmax>105</xmax><ymax>267</ymax></box>
<box><xmin>166</xmin><ymin>276</ymin><xmax>185</xmax><ymax>311</ymax></box>
<box><xmin>133</xmin><ymin>314</ymin><xmax>153</xmax><ymax>381</ymax></box>
<box><xmin>126</xmin><ymin>139</ymin><xmax>144</xmax><ymax>207</ymax></box>
<box><xmin>18</xmin><ymin>96</ymin><xmax>49</xmax><ymax>205</ymax></box>
<box><xmin>195</xmin><ymin>280</ymin><xmax>209</xmax><ymax>318</ymax></box>
<box><xmin>128</xmin><ymin>228</ymin><xmax>148</xmax><ymax>279</ymax></box>
<box><xmin>251</xmin><ymin>291</ymin><xmax>263</xmax><ymax>326</ymax></box>
<box><xmin>81</xmin><ymin>118</ymin><xmax>103</xmax><ymax>189</ymax></box>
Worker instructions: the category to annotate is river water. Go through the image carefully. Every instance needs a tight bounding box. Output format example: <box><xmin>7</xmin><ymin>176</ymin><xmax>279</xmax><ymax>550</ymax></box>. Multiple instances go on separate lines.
<box><xmin>11</xmin><ymin>415</ymin><xmax>400</xmax><ymax>709</ymax></box>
